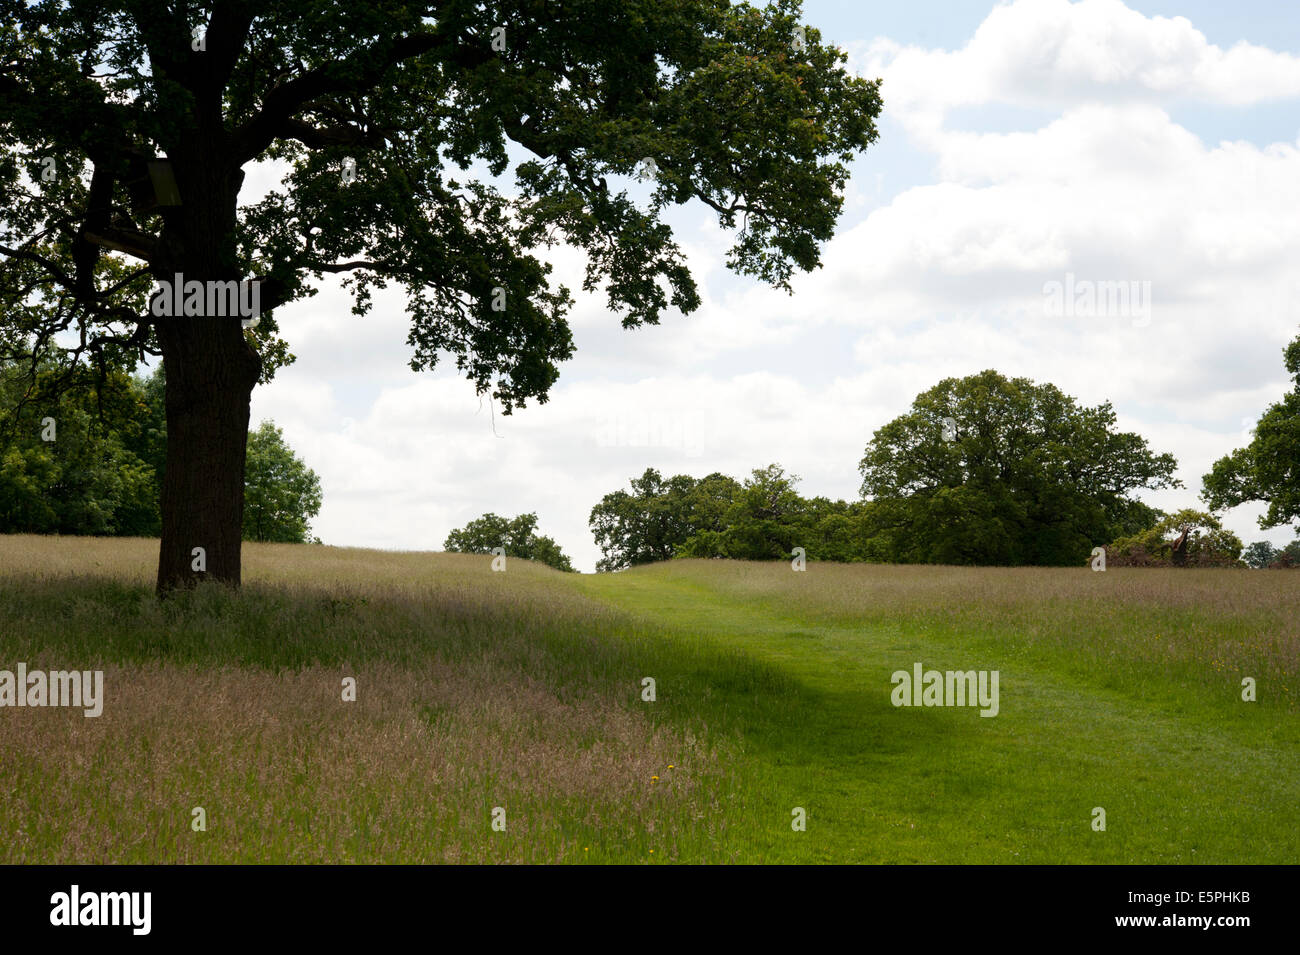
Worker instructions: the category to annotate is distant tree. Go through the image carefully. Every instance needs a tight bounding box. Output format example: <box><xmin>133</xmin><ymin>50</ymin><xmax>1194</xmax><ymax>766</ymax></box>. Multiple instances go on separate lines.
<box><xmin>2</xmin><ymin>362</ymin><xmax>321</xmax><ymax>541</ymax></box>
<box><xmin>1267</xmin><ymin>539</ymin><xmax>1300</xmax><ymax>569</ymax></box>
<box><xmin>1106</xmin><ymin>509</ymin><xmax>1244</xmax><ymax>568</ymax></box>
<box><xmin>107</xmin><ymin>363</ymin><xmax>168</xmax><ymax>536</ymax></box>
<box><xmin>242</xmin><ymin>421</ymin><xmax>322</xmax><ymax>543</ymax></box>
<box><xmin>0</xmin><ymin>359</ymin><xmax>156</xmax><ymax>535</ymax></box>
<box><xmin>445</xmin><ymin>511</ymin><xmax>573</xmax><ymax>572</ymax></box>
<box><xmin>858</xmin><ymin>370</ymin><xmax>1177</xmax><ymax>565</ymax></box>
<box><xmin>802</xmin><ymin>496</ymin><xmax>885</xmax><ymax>562</ymax></box>
<box><xmin>592</xmin><ymin>464</ymin><xmax>881</xmax><ymax>568</ymax></box>
<box><xmin>1202</xmin><ymin>336</ymin><xmax>1300</xmax><ymax>534</ymax></box>
<box><xmin>1241</xmin><ymin>541</ymin><xmax>1277</xmax><ymax>569</ymax></box>
<box><xmin>679</xmin><ymin>463</ymin><xmax>805</xmax><ymax>560</ymax></box>
<box><xmin>124</xmin><ymin>365</ymin><xmax>168</xmax><ymax>504</ymax></box>
<box><xmin>589</xmin><ymin>468</ymin><xmax>740</xmax><ymax>572</ymax></box>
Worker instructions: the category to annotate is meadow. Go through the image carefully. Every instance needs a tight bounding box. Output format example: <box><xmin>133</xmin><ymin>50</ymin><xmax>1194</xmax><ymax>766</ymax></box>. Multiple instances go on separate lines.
<box><xmin>0</xmin><ymin>534</ymin><xmax>1295</xmax><ymax>864</ymax></box>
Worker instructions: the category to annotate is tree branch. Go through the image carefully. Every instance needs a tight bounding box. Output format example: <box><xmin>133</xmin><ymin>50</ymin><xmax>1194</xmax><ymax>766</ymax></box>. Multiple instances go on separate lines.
<box><xmin>232</xmin><ymin>29</ymin><xmax>475</xmax><ymax>163</ymax></box>
<box><xmin>282</xmin><ymin>118</ymin><xmax>370</xmax><ymax>148</ymax></box>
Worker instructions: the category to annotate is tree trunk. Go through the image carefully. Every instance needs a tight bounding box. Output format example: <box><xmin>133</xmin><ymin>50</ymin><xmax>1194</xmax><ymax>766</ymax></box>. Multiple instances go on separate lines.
<box><xmin>151</xmin><ymin>136</ymin><xmax>259</xmax><ymax>594</ymax></box>
<box><xmin>154</xmin><ymin>318</ymin><xmax>260</xmax><ymax>593</ymax></box>
<box><xmin>1170</xmin><ymin>527</ymin><xmax>1190</xmax><ymax>567</ymax></box>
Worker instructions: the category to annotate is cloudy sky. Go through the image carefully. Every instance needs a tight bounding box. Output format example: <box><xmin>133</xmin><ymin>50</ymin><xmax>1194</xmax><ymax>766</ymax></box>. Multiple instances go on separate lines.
<box><xmin>234</xmin><ymin>0</ymin><xmax>1300</xmax><ymax>572</ymax></box>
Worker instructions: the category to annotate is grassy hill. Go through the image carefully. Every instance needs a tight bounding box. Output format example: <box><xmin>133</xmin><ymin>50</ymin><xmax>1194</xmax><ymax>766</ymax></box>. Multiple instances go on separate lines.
<box><xmin>1</xmin><ymin>534</ymin><xmax>1295</xmax><ymax>863</ymax></box>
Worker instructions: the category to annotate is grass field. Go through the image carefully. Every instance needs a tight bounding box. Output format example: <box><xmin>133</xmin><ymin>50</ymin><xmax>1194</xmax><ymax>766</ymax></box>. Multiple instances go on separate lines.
<box><xmin>1</xmin><ymin>534</ymin><xmax>1296</xmax><ymax>864</ymax></box>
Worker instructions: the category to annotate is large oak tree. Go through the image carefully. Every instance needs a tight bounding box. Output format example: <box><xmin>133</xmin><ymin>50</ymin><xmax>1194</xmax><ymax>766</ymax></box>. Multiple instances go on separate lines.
<box><xmin>0</xmin><ymin>0</ymin><xmax>881</xmax><ymax>591</ymax></box>
<box><xmin>858</xmin><ymin>370</ymin><xmax>1179</xmax><ymax>565</ymax></box>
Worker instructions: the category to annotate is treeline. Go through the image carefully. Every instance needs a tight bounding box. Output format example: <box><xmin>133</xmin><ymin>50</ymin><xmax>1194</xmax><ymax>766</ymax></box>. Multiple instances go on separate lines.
<box><xmin>12</xmin><ymin>340</ymin><xmax>1299</xmax><ymax>572</ymax></box>
<box><xmin>589</xmin><ymin>370</ymin><xmax>1178</xmax><ymax>571</ymax></box>
<box><xmin>588</xmin><ymin>465</ymin><xmax>877</xmax><ymax>571</ymax></box>
<box><xmin>0</xmin><ymin>361</ymin><xmax>322</xmax><ymax>543</ymax></box>
<box><xmin>583</xmin><ymin>358</ymin><xmax>1300</xmax><ymax>572</ymax></box>
<box><xmin>456</xmin><ymin>356</ymin><xmax>1300</xmax><ymax>572</ymax></box>
<box><xmin>585</xmin><ymin>468</ymin><xmax>1268</xmax><ymax>572</ymax></box>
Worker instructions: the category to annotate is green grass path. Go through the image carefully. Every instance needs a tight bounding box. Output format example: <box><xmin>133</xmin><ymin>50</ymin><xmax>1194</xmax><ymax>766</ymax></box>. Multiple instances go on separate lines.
<box><xmin>574</xmin><ymin>566</ymin><xmax>1299</xmax><ymax>864</ymax></box>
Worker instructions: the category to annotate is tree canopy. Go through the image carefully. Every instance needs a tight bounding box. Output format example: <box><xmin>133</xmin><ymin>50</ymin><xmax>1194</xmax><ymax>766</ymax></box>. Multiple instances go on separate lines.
<box><xmin>0</xmin><ymin>358</ymin><xmax>157</xmax><ymax>535</ymax></box>
<box><xmin>242</xmin><ymin>419</ymin><xmax>322</xmax><ymax>543</ymax></box>
<box><xmin>0</xmin><ymin>360</ymin><xmax>321</xmax><ymax>542</ymax></box>
<box><xmin>677</xmin><ymin>463</ymin><xmax>802</xmax><ymax>560</ymax></box>
<box><xmin>858</xmin><ymin>370</ymin><xmax>1178</xmax><ymax>565</ymax></box>
<box><xmin>589</xmin><ymin>467</ymin><xmax>740</xmax><ymax>571</ymax></box>
<box><xmin>444</xmin><ymin>511</ymin><xmax>573</xmax><ymax>572</ymax></box>
<box><xmin>1202</xmin><ymin>334</ymin><xmax>1300</xmax><ymax>533</ymax></box>
<box><xmin>589</xmin><ymin>464</ymin><xmax>880</xmax><ymax>570</ymax></box>
<box><xmin>1241</xmin><ymin>540</ymin><xmax>1278</xmax><ymax>570</ymax></box>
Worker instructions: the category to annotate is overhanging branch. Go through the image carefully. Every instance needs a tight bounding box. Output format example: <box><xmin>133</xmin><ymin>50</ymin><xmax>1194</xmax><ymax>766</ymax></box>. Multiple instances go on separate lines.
<box><xmin>232</xmin><ymin>29</ymin><xmax>473</xmax><ymax>163</ymax></box>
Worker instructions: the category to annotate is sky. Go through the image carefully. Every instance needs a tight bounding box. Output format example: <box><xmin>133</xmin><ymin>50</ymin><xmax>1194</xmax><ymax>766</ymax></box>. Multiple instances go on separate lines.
<box><xmin>234</xmin><ymin>0</ymin><xmax>1300</xmax><ymax>572</ymax></box>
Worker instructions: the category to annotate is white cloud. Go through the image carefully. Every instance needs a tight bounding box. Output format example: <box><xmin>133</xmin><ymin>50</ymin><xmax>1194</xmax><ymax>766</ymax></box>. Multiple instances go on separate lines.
<box><xmin>857</xmin><ymin>0</ymin><xmax>1300</xmax><ymax>123</ymax></box>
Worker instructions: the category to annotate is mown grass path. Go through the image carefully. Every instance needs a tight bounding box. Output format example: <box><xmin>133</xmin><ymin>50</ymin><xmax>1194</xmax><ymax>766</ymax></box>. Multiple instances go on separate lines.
<box><xmin>576</xmin><ymin>564</ymin><xmax>1299</xmax><ymax>863</ymax></box>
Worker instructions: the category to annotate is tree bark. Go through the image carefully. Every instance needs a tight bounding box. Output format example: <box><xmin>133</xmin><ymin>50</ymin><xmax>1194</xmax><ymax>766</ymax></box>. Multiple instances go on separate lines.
<box><xmin>151</xmin><ymin>135</ymin><xmax>260</xmax><ymax>594</ymax></box>
<box><xmin>154</xmin><ymin>317</ymin><xmax>260</xmax><ymax>593</ymax></box>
